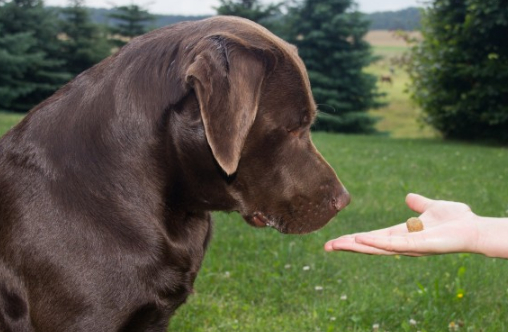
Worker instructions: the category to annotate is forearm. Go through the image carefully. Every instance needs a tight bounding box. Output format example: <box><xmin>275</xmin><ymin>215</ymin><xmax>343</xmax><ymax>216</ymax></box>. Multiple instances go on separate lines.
<box><xmin>476</xmin><ymin>216</ymin><xmax>508</xmax><ymax>259</ymax></box>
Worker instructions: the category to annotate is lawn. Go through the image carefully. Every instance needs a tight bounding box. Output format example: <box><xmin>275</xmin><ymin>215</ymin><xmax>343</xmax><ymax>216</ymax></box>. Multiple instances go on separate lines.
<box><xmin>169</xmin><ymin>133</ymin><xmax>508</xmax><ymax>332</ymax></box>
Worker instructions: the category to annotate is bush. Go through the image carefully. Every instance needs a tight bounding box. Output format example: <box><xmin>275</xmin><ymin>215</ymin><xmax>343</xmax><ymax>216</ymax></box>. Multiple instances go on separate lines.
<box><xmin>408</xmin><ymin>0</ymin><xmax>508</xmax><ymax>143</ymax></box>
<box><xmin>312</xmin><ymin>112</ymin><xmax>379</xmax><ymax>134</ymax></box>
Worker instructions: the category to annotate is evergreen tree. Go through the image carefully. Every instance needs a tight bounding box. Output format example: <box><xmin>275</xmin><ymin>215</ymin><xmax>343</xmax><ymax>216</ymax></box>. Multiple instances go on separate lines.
<box><xmin>0</xmin><ymin>0</ymin><xmax>70</xmax><ymax>111</ymax></box>
<box><xmin>0</xmin><ymin>26</ymin><xmax>44</xmax><ymax>111</ymax></box>
<box><xmin>108</xmin><ymin>5</ymin><xmax>154</xmax><ymax>45</ymax></box>
<box><xmin>60</xmin><ymin>0</ymin><xmax>111</xmax><ymax>76</ymax></box>
<box><xmin>215</xmin><ymin>0</ymin><xmax>283</xmax><ymax>27</ymax></box>
<box><xmin>407</xmin><ymin>0</ymin><xmax>508</xmax><ymax>143</ymax></box>
<box><xmin>287</xmin><ymin>0</ymin><xmax>384</xmax><ymax>133</ymax></box>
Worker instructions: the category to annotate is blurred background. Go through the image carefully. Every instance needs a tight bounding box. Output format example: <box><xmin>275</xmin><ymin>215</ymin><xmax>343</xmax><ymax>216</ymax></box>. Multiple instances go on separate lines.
<box><xmin>2</xmin><ymin>0</ymin><xmax>507</xmax><ymax>143</ymax></box>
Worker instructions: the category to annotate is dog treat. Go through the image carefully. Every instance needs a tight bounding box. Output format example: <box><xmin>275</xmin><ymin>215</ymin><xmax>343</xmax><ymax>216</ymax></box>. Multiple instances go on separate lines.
<box><xmin>406</xmin><ymin>217</ymin><xmax>424</xmax><ymax>232</ymax></box>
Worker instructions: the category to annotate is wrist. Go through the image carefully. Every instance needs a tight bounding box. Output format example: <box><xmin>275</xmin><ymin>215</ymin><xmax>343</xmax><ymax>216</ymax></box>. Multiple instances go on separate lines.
<box><xmin>475</xmin><ymin>215</ymin><xmax>508</xmax><ymax>259</ymax></box>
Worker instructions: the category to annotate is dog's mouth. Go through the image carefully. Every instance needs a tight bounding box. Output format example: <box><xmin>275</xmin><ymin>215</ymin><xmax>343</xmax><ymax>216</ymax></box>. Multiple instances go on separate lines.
<box><xmin>242</xmin><ymin>192</ymin><xmax>348</xmax><ymax>234</ymax></box>
<box><xmin>244</xmin><ymin>211</ymin><xmax>279</xmax><ymax>229</ymax></box>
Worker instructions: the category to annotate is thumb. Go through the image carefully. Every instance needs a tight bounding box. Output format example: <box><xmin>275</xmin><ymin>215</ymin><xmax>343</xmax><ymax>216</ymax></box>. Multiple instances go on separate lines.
<box><xmin>406</xmin><ymin>193</ymin><xmax>435</xmax><ymax>214</ymax></box>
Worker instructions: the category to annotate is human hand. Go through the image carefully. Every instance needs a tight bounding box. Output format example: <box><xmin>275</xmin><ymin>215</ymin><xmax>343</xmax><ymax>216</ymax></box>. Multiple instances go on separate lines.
<box><xmin>324</xmin><ymin>193</ymin><xmax>481</xmax><ymax>256</ymax></box>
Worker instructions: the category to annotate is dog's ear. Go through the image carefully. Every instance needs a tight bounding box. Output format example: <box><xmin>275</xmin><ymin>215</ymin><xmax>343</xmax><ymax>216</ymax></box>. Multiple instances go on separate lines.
<box><xmin>185</xmin><ymin>34</ymin><xmax>273</xmax><ymax>175</ymax></box>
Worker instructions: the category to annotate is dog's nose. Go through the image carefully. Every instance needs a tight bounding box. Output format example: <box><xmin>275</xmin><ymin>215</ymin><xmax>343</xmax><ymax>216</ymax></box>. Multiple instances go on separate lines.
<box><xmin>330</xmin><ymin>187</ymin><xmax>350</xmax><ymax>212</ymax></box>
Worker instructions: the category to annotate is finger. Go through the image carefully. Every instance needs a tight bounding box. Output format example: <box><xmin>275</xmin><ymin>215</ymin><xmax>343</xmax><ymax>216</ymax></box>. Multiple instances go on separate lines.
<box><xmin>406</xmin><ymin>193</ymin><xmax>435</xmax><ymax>214</ymax></box>
<box><xmin>324</xmin><ymin>224</ymin><xmax>410</xmax><ymax>251</ymax></box>
<box><xmin>324</xmin><ymin>234</ymin><xmax>364</xmax><ymax>251</ymax></box>
<box><xmin>375</xmin><ymin>223</ymin><xmax>411</xmax><ymax>236</ymax></box>
<box><xmin>324</xmin><ymin>219</ymin><xmax>425</xmax><ymax>253</ymax></box>
<box><xmin>328</xmin><ymin>222</ymin><xmax>410</xmax><ymax>240</ymax></box>
<box><xmin>355</xmin><ymin>234</ymin><xmax>425</xmax><ymax>254</ymax></box>
<box><xmin>324</xmin><ymin>236</ymin><xmax>402</xmax><ymax>255</ymax></box>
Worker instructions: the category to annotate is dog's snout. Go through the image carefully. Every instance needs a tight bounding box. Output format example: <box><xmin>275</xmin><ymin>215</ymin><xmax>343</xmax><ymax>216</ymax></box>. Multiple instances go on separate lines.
<box><xmin>330</xmin><ymin>187</ymin><xmax>350</xmax><ymax>212</ymax></box>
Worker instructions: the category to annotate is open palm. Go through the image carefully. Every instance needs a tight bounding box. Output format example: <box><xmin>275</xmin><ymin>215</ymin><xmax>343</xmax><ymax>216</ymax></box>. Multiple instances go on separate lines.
<box><xmin>324</xmin><ymin>193</ymin><xmax>480</xmax><ymax>256</ymax></box>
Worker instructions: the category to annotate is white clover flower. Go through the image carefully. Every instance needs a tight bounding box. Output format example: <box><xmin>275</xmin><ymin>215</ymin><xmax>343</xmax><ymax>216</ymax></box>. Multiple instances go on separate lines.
<box><xmin>340</xmin><ymin>294</ymin><xmax>347</xmax><ymax>300</ymax></box>
<box><xmin>303</xmin><ymin>266</ymin><xmax>310</xmax><ymax>271</ymax></box>
<box><xmin>448</xmin><ymin>321</ymin><xmax>459</xmax><ymax>331</ymax></box>
<box><xmin>315</xmin><ymin>286</ymin><xmax>323</xmax><ymax>291</ymax></box>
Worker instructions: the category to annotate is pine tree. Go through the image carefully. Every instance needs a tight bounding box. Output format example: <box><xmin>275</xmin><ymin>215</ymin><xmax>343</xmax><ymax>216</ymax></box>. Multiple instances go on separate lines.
<box><xmin>60</xmin><ymin>0</ymin><xmax>111</xmax><ymax>76</ymax></box>
<box><xmin>0</xmin><ymin>26</ymin><xmax>44</xmax><ymax>111</ymax></box>
<box><xmin>215</xmin><ymin>0</ymin><xmax>288</xmax><ymax>44</ymax></box>
<box><xmin>108</xmin><ymin>5</ymin><xmax>154</xmax><ymax>46</ymax></box>
<box><xmin>215</xmin><ymin>0</ymin><xmax>282</xmax><ymax>26</ymax></box>
<box><xmin>0</xmin><ymin>0</ymin><xmax>70</xmax><ymax>111</ymax></box>
<box><xmin>287</xmin><ymin>0</ymin><xmax>384</xmax><ymax>133</ymax></box>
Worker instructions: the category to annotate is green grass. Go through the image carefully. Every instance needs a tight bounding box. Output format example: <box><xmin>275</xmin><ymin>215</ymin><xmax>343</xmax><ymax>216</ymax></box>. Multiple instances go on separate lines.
<box><xmin>367</xmin><ymin>45</ymin><xmax>436</xmax><ymax>139</ymax></box>
<box><xmin>371</xmin><ymin>45</ymin><xmax>409</xmax><ymax>59</ymax></box>
<box><xmin>0</xmin><ymin>111</ymin><xmax>24</xmax><ymax>134</ymax></box>
<box><xmin>170</xmin><ymin>133</ymin><xmax>508</xmax><ymax>332</ymax></box>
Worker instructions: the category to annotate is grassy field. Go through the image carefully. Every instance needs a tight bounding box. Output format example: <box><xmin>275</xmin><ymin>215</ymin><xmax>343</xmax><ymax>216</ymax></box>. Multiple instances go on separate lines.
<box><xmin>1</xmin><ymin>31</ymin><xmax>507</xmax><ymax>331</ymax></box>
<box><xmin>0</xmin><ymin>111</ymin><xmax>24</xmax><ymax>135</ymax></box>
<box><xmin>166</xmin><ymin>133</ymin><xmax>508</xmax><ymax>332</ymax></box>
<box><xmin>365</xmin><ymin>30</ymin><xmax>436</xmax><ymax>139</ymax></box>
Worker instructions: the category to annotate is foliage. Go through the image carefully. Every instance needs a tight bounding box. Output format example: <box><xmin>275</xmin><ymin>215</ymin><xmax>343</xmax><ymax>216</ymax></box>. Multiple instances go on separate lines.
<box><xmin>287</xmin><ymin>0</ymin><xmax>384</xmax><ymax>133</ymax></box>
<box><xmin>0</xmin><ymin>26</ymin><xmax>43</xmax><ymax>111</ymax></box>
<box><xmin>0</xmin><ymin>0</ymin><xmax>71</xmax><ymax>112</ymax></box>
<box><xmin>215</xmin><ymin>0</ymin><xmax>286</xmax><ymax>34</ymax></box>
<box><xmin>58</xmin><ymin>7</ymin><xmax>209</xmax><ymax>28</ymax></box>
<box><xmin>108</xmin><ymin>4</ymin><xmax>155</xmax><ymax>45</ymax></box>
<box><xmin>215</xmin><ymin>0</ymin><xmax>282</xmax><ymax>23</ymax></box>
<box><xmin>407</xmin><ymin>0</ymin><xmax>508</xmax><ymax>143</ymax></box>
<box><xmin>60</xmin><ymin>0</ymin><xmax>111</xmax><ymax>76</ymax></box>
<box><xmin>62</xmin><ymin>6</ymin><xmax>422</xmax><ymax>32</ymax></box>
<box><xmin>365</xmin><ymin>7</ymin><xmax>421</xmax><ymax>31</ymax></box>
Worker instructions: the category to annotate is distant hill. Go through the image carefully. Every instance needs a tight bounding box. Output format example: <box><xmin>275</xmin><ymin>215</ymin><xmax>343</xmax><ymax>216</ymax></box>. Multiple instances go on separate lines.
<box><xmin>51</xmin><ymin>6</ymin><xmax>421</xmax><ymax>31</ymax></box>
<box><xmin>364</xmin><ymin>7</ymin><xmax>421</xmax><ymax>31</ymax></box>
<box><xmin>84</xmin><ymin>7</ymin><xmax>209</xmax><ymax>28</ymax></box>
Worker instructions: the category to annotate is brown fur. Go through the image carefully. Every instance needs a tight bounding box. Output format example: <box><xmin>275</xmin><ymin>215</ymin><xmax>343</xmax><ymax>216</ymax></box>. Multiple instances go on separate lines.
<box><xmin>0</xmin><ymin>16</ymin><xmax>349</xmax><ymax>331</ymax></box>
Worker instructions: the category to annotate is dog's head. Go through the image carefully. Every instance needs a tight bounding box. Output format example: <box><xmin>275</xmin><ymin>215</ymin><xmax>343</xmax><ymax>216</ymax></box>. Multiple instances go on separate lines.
<box><xmin>172</xmin><ymin>16</ymin><xmax>349</xmax><ymax>234</ymax></box>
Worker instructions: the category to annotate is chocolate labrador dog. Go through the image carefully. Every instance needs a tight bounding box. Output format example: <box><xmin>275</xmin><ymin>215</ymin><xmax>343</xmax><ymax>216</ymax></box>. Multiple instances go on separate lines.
<box><xmin>0</xmin><ymin>16</ymin><xmax>350</xmax><ymax>331</ymax></box>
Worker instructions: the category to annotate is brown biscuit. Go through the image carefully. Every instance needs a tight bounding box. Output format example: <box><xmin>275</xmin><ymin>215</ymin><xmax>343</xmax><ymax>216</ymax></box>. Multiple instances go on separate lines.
<box><xmin>406</xmin><ymin>217</ymin><xmax>424</xmax><ymax>232</ymax></box>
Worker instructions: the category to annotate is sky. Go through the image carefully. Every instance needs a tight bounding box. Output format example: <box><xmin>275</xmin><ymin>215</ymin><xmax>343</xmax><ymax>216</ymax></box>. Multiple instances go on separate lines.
<box><xmin>44</xmin><ymin>0</ymin><xmax>423</xmax><ymax>16</ymax></box>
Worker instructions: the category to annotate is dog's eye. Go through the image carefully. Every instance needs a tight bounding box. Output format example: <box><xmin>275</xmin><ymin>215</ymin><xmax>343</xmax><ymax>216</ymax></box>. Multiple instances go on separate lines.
<box><xmin>286</xmin><ymin>124</ymin><xmax>304</xmax><ymax>137</ymax></box>
<box><xmin>286</xmin><ymin>113</ymin><xmax>311</xmax><ymax>136</ymax></box>
<box><xmin>286</xmin><ymin>127</ymin><xmax>301</xmax><ymax>136</ymax></box>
